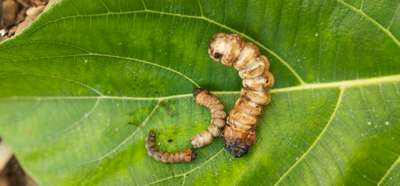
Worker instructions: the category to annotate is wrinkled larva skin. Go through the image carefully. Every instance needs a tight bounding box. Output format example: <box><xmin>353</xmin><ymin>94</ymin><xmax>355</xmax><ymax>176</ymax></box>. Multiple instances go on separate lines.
<box><xmin>208</xmin><ymin>33</ymin><xmax>274</xmax><ymax>157</ymax></box>
<box><xmin>208</xmin><ymin>33</ymin><xmax>243</xmax><ymax>66</ymax></box>
<box><xmin>145</xmin><ymin>131</ymin><xmax>195</xmax><ymax>163</ymax></box>
<box><xmin>191</xmin><ymin>88</ymin><xmax>226</xmax><ymax>148</ymax></box>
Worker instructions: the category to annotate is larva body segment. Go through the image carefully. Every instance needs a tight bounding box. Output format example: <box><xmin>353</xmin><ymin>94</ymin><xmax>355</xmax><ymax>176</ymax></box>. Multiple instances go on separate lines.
<box><xmin>233</xmin><ymin>43</ymin><xmax>260</xmax><ymax>70</ymax></box>
<box><xmin>241</xmin><ymin>89</ymin><xmax>271</xmax><ymax>105</ymax></box>
<box><xmin>146</xmin><ymin>130</ymin><xmax>195</xmax><ymax>163</ymax></box>
<box><xmin>208</xmin><ymin>33</ymin><xmax>274</xmax><ymax>157</ymax></box>
<box><xmin>238</xmin><ymin>58</ymin><xmax>266</xmax><ymax>79</ymax></box>
<box><xmin>208</xmin><ymin>33</ymin><xmax>243</xmax><ymax>66</ymax></box>
<box><xmin>234</xmin><ymin>97</ymin><xmax>263</xmax><ymax>116</ymax></box>
<box><xmin>191</xmin><ymin>88</ymin><xmax>226</xmax><ymax>148</ymax></box>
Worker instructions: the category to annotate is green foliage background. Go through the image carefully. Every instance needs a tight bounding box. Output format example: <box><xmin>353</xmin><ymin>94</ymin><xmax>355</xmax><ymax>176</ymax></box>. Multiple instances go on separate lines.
<box><xmin>0</xmin><ymin>0</ymin><xmax>399</xmax><ymax>185</ymax></box>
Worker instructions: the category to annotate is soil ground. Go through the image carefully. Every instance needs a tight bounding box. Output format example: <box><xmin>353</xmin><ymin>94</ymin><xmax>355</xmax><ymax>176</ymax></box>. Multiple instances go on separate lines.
<box><xmin>1</xmin><ymin>0</ymin><xmax>49</xmax><ymax>41</ymax></box>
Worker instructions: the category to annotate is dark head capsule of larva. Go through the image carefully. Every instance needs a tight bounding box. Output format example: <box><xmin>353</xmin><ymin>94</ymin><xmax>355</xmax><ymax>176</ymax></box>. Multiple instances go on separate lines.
<box><xmin>183</xmin><ymin>149</ymin><xmax>197</xmax><ymax>162</ymax></box>
<box><xmin>193</xmin><ymin>88</ymin><xmax>206</xmax><ymax>97</ymax></box>
<box><xmin>223</xmin><ymin>126</ymin><xmax>256</xmax><ymax>157</ymax></box>
<box><xmin>208</xmin><ymin>33</ymin><xmax>243</xmax><ymax>66</ymax></box>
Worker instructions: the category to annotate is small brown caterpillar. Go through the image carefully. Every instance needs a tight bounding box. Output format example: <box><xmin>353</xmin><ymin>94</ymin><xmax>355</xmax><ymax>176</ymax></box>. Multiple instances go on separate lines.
<box><xmin>191</xmin><ymin>88</ymin><xmax>226</xmax><ymax>148</ymax></box>
<box><xmin>208</xmin><ymin>33</ymin><xmax>274</xmax><ymax>157</ymax></box>
<box><xmin>145</xmin><ymin>130</ymin><xmax>195</xmax><ymax>163</ymax></box>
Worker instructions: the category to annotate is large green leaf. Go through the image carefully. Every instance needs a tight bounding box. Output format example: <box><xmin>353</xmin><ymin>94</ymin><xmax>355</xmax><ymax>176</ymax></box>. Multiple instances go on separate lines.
<box><xmin>0</xmin><ymin>0</ymin><xmax>399</xmax><ymax>185</ymax></box>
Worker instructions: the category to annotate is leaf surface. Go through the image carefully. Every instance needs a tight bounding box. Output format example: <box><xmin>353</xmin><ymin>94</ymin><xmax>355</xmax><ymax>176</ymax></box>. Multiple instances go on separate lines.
<box><xmin>0</xmin><ymin>0</ymin><xmax>399</xmax><ymax>185</ymax></box>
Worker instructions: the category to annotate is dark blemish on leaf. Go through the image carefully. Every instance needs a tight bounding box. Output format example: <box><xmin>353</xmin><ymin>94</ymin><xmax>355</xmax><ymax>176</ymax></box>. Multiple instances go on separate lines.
<box><xmin>127</xmin><ymin>122</ymin><xmax>136</xmax><ymax>125</ymax></box>
<box><xmin>159</xmin><ymin>102</ymin><xmax>176</xmax><ymax>117</ymax></box>
<box><xmin>168</xmin><ymin>139</ymin><xmax>173</xmax><ymax>143</ymax></box>
<box><xmin>127</xmin><ymin>112</ymin><xmax>140</xmax><ymax>126</ymax></box>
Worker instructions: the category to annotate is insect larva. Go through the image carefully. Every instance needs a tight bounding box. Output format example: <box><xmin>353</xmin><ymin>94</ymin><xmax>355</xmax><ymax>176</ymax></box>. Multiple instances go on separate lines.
<box><xmin>208</xmin><ymin>33</ymin><xmax>274</xmax><ymax>157</ymax></box>
<box><xmin>191</xmin><ymin>88</ymin><xmax>226</xmax><ymax>148</ymax></box>
<box><xmin>145</xmin><ymin>130</ymin><xmax>195</xmax><ymax>163</ymax></box>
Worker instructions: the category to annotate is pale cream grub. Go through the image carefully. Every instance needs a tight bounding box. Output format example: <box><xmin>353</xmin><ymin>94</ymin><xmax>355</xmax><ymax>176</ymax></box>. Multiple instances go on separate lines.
<box><xmin>191</xmin><ymin>88</ymin><xmax>226</xmax><ymax>148</ymax></box>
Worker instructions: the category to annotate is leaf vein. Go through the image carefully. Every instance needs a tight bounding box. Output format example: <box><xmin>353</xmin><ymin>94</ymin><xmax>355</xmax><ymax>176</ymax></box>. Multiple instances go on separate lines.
<box><xmin>89</xmin><ymin>53</ymin><xmax>201</xmax><ymax>88</ymax></box>
<box><xmin>5</xmin><ymin>52</ymin><xmax>201</xmax><ymax>88</ymax></box>
<box><xmin>25</xmin><ymin>9</ymin><xmax>305</xmax><ymax>85</ymax></box>
<box><xmin>273</xmin><ymin>88</ymin><xmax>344</xmax><ymax>185</ymax></box>
<box><xmin>146</xmin><ymin>148</ymin><xmax>225</xmax><ymax>186</ymax></box>
<box><xmin>386</xmin><ymin>3</ymin><xmax>400</xmax><ymax>29</ymax></box>
<box><xmin>82</xmin><ymin>100</ymin><xmax>161</xmax><ymax>165</ymax></box>
<box><xmin>49</xmin><ymin>98</ymin><xmax>102</xmax><ymax>142</ymax></box>
<box><xmin>377</xmin><ymin>155</ymin><xmax>400</xmax><ymax>185</ymax></box>
<box><xmin>337</xmin><ymin>0</ymin><xmax>400</xmax><ymax>47</ymax></box>
<box><xmin>197</xmin><ymin>0</ymin><xmax>204</xmax><ymax>17</ymax></box>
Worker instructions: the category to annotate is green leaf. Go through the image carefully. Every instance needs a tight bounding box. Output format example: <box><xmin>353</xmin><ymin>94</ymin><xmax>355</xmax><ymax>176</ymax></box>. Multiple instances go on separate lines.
<box><xmin>0</xmin><ymin>0</ymin><xmax>399</xmax><ymax>185</ymax></box>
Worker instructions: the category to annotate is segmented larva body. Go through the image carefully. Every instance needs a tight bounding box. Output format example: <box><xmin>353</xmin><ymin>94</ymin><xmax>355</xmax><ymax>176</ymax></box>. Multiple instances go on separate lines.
<box><xmin>208</xmin><ymin>33</ymin><xmax>274</xmax><ymax>157</ymax></box>
<box><xmin>146</xmin><ymin>130</ymin><xmax>195</xmax><ymax>163</ymax></box>
<box><xmin>191</xmin><ymin>88</ymin><xmax>226</xmax><ymax>148</ymax></box>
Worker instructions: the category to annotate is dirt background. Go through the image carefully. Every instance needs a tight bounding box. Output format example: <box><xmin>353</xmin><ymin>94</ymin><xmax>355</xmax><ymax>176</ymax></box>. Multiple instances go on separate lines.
<box><xmin>0</xmin><ymin>0</ymin><xmax>49</xmax><ymax>41</ymax></box>
<box><xmin>0</xmin><ymin>139</ymin><xmax>37</xmax><ymax>186</ymax></box>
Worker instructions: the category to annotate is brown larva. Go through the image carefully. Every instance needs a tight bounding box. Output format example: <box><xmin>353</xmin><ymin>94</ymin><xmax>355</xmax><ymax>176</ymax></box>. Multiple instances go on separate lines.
<box><xmin>208</xmin><ymin>33</ymin><xmax>274</xmax><ymax>157</ymax></box>
<box><xmin>145</xmin><ymin>130</ymin><xmax>195</xmax><ymax>163</ymax></box>
<box><xmin>191</xmin><ymin>88</ymin><xmax>226</xmax><ymax>148</ymax></box>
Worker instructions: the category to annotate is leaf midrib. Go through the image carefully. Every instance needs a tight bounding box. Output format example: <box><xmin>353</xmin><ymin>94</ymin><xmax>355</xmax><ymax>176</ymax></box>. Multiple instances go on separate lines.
<box><xmin>1</xmin><ymin>73</ymin><xmax>399</xmax><ymax>102</ymax></box>
<box><xmin>4</xmin><ymin>51</ymin><xmax>400</xmax><ymax>99</ymax></box>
